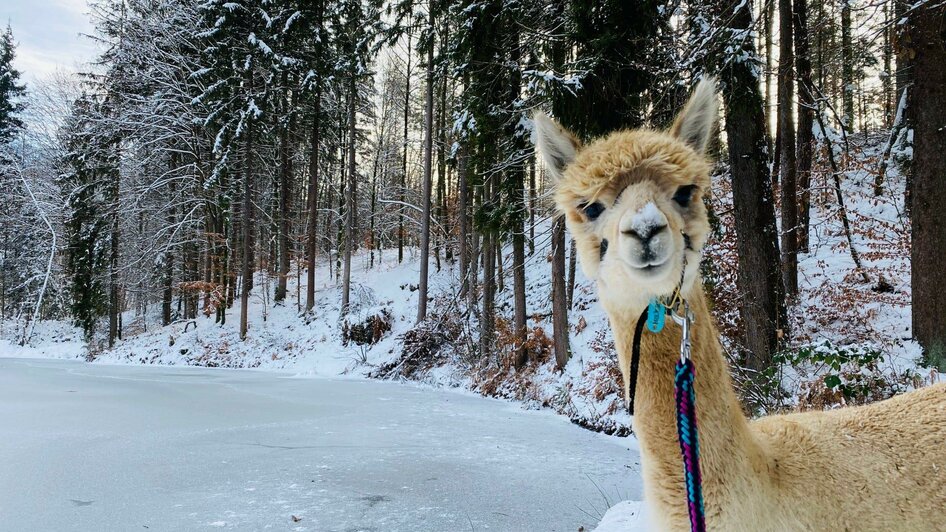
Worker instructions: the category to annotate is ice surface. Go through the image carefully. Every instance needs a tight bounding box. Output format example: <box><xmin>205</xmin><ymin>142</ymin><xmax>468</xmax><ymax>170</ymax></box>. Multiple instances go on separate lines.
<box><xmin>0</xmin><ymin>358</ymin><xmax>642</xmax><ymax>531</ymax></box>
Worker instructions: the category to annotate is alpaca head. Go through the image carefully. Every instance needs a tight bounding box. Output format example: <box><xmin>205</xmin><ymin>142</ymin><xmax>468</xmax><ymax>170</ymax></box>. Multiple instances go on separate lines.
<box><xmin>534</xmin><ymin>79</ymin><xmax>718</xmax><ymax>314</ymax></box>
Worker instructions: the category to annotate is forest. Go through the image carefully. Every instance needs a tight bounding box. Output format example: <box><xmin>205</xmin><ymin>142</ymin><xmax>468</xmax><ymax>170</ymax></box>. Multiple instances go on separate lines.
<box><xmin>1</xmin><ymin>0</ymin><xmax>945</xmax><ymax>420</ymax></box>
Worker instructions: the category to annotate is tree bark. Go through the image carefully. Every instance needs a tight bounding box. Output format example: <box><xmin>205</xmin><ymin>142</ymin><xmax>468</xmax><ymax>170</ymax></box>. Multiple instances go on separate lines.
<box><xmin>567</xmin><ymin>239</ymin><xmax>577</xmax><ymax>308</ymax></box>
<box><xmin>906</xmin><ymin>2</ymin><xmax>946</xmax><ymax>362</ymax></box>
<box><xmin>814</xmin><ymin>111</ymin><xmax>870</xmax><ymax>284</ymax></box>
<box><xmin>399</xmin><ymin>22</ymin><xmax>412</xmax><ymax>264</ymax></box>
<box><xmin>882</xmin><ymin>0</ymin><xmax>893</xmax><ymax>126</ymax></box>
<box><xmin>764</xmin><ymin>0</ymin><xmax>775</xmax><ymax>152</ymax></box>
<box><xmin>416</xmin><ymin>5</ymin><xmax>435</xmax><ymax>324</ymax></box>
<box><xmin>875</xmin><ymin>88</ymin><xmax>908</xmax><ymax>197</ymax></box>
<box><xmin>162</xmin><ymin>176</ymin><xmax>175</xmax><ymax>327</ymax></box>
<box><xmin>778</xmin><ymin>0</ymin><xmax>798</xmax><ymax>298</ymax></box>
<box><xmin>480</xmin><ymin>229</ymin><xmax>495</xmax><ymax>359</ymax></box>
<box><xmin>435</xmin><ymin>36</ymin><xmax>448</xmax><ymax>271</ymax></box>
<box><xmin>304</xmin><ymin>3</ymin><xmax>323</xmax><ymax>313</ymax></box>
<box><xmin>508</xmin><ymin>18</ymin><xmax>528</xmax><ymax>368</ymax></box>
<box><xmin>458</xmin><ymin>142</ymin><xmax>470</xmax><ymax>300</ymax></box>
<box><xmin>468</xmin><ymin>177</ymin><xmax>480</xmax><ymax>314</ymax></box>
<box><xmin>240</xmin><ymin>71</ymin><xmax>256</xmax><ymax>341</ymax></box>
<box><xmin>840</xmin><ymin>0</ymin><xmax>854</xmax><ymax>131</ymax></box>
<box><xmin>341</xmin><ymin>73</ymin><xmax>357</xmax><ymax>314</ymax></box>
<box><xmin>794</xmin><ymin>0</ymin><xmax>814</xmax><ymax>254</ymax></box>
<box><xmin>108</xmin><ymin>163</ymin><xmax>120</xmax><ymax>348</ymax></box>
<box><xmin>551</xmin><ymin>216</ymin><xmax>570</xmax><ymax>369</ymax></box>
<box><xmin>276</xmin><ymin>78</ymin><xmax>293</xmax><ymax>303</ymax></box>
<box><xmin>717</xmin><ymin>0</ymin><xmax>787</xmax><ymax>371</ymax></box>
<box><xmin>528</xmin><ymin>156</ymin><xmax>536</xmax><ymax>255</ymax></box>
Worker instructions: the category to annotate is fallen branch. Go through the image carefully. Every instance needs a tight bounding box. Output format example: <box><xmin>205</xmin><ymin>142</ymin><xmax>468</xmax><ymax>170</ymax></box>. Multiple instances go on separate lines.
<box><xmin>814</xmin><ymin>112</ymin><xmax>871</xmax><ymax>285</ymax></box>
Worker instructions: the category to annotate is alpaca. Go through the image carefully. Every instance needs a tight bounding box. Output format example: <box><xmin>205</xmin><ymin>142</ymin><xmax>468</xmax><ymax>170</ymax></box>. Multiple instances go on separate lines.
<box><xmin>534</xmin><ymin>79</ymin><xmax>946</xmax><ymax>531</ymax></box>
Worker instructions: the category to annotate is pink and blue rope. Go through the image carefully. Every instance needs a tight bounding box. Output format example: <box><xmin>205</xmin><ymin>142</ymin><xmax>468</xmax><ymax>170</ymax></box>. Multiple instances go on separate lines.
<box><xmin>675</xmin><ymin>358</ymin><xmax>706</xmax><ymax>532</ymax></box>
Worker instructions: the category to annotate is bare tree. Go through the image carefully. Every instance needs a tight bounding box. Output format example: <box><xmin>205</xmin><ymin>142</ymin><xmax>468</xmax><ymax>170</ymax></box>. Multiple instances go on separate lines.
<box><xmin>416</xmin><ymin>4</ymin><xmax>435</xmax><ymax>324</ymax></box>
<box><xmin>778</xmin><ymin>0</ymin><xmax>799</xmax><ymax>298</ymax></box>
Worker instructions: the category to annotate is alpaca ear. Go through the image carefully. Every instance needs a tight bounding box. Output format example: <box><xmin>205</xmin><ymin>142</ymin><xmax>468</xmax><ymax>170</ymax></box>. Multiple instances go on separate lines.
<box><xmin>670</xmin><ymin>77</ymin><xmax>719</xmax><ymax>154</ymax></box>
<box><xmin>533</xmin><ymin>112</ymin><xmax>581</xmax><ymax>180</ymax></box>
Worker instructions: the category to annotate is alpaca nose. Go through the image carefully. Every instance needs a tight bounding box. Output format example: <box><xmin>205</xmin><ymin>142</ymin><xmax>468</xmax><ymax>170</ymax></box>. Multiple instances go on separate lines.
<box><xmin>619</xmin><ymin>202</ymin><xmax>671</xmax><ymax>266</ymax></box>
<box><xmin>622</xmin><ymin>223</ymin><xmax>668</xmax><ymax>245</ymax></box>
<box><xmin>620</xmin><ymin>202</ymin><xmax>670</xmax><ymax>248</ymax></box>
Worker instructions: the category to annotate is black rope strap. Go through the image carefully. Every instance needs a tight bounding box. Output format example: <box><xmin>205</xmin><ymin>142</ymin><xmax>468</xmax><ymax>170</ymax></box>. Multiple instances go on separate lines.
<box><xmin>628</xmin><ymin>308</ymin><xmax>648</xmax><ymax>416</ymax></box>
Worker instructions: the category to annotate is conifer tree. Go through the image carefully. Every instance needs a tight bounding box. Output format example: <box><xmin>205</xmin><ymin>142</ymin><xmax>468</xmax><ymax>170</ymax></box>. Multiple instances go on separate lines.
<box><xmin>59</xmin><ymin>96</ymin><xmax>119</xmax><ymax>342</ymax></box>
<box><xmin>0</xmin><ymin>25</ymin><xmax>26</xmax><ymax>145</ymax></box>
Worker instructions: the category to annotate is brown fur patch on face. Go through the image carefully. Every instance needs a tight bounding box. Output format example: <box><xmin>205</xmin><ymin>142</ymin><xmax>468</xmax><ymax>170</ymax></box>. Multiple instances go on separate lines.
<box><xmin>554</xmin><ymin>129</ymin><xmax>711</xmax><ymax>215</ymax></box>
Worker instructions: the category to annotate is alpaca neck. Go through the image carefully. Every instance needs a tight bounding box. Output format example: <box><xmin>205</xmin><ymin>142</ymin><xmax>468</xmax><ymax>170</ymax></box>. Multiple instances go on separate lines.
<box><xmin>612</xmin><ymin>287</ymin><xmax>766</xmax><ymax>518</ymax></box>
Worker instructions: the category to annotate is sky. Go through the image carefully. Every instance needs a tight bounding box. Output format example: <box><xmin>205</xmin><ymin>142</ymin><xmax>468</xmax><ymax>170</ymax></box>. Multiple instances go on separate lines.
<box><xmin>1</xmin><ymin>0</ymin><xmax>99</xmax><ymax>84</ymax></box>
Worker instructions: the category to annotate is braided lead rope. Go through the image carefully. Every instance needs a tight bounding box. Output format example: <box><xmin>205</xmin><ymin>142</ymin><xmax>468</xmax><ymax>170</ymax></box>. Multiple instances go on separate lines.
<box><xmin>675</xmin><ymin>358</ymin><xmax>706</xmax><ymax>531</ymax></box>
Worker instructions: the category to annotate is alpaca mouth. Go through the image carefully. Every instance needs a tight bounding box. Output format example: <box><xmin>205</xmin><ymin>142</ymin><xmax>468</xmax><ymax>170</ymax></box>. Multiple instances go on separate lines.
<box><xmin>630</xmin><ymin>259</ymin><xmax>669</xmax><ymax>275</ymax></box>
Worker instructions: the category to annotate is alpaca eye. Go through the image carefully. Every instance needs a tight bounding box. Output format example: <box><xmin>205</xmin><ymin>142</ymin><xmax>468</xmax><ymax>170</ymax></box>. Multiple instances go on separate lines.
<box><xmin>581</xmin><ymin>201</ymin><xmax>605</xmax><ymax>221</ymax></box>
<box><xmin>673</xmin><ymin>185</ymin><xmax>698</xmax><ymax>208</ymax></box>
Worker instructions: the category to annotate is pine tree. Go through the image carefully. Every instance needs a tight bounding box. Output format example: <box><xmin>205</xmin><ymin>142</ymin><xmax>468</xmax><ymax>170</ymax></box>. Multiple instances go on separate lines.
<box><xmin>560</xmin><ymin>0</ymin><xmax>664</xmax><ymax>136</ymax></box>
<box><xmin>59</xmin><ymin>96</ymin><xmax>119</xmax><ymax>342</ymax></box>
<box><xmin>0</xmin><ymin>25</ymin><xmax>26</xmax><ymax>145</ymax></box>
<box><xmin>197</xmin><ymin>0</ymin><xmax>276</xmax><ymax>339</ymax></box>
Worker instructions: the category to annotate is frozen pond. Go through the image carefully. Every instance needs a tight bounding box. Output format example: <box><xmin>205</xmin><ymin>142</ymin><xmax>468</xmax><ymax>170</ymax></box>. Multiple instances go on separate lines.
<box><xmin>0</xmin><ymin>358</ymin><xmax>641</xmax><ymax>531</ymax></box>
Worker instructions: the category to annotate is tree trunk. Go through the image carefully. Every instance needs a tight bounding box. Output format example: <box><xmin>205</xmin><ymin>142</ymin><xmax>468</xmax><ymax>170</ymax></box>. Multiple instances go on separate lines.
<box><xmin>794</xmin><ymin>0</ymin><xmax>814</xmax><ymax>254</ymax></box>
<box><xmin>882</xmin><ymin>0</ymin><xmax>893</xmax><ymax>126</ymax></box>
<box><xmin>528</xmin><ymin>156</ymin><xmax>536</xmax><ymax>255</ymax></box>
<box><xmin>399</xmin><ymin>23</ymin><xmax>412</xmax><ymax>264</ymax></box>
<box><xmin>778</xmin><ymin>0</ymin><xmax>798</xmax><ymax>298</ymax></box>
<box><xmin>508</xmin><ymin>18</ymin><xmax>528</xmax><ymax>368</ymax></box>
<box><xmin>814</xmin><ymin>112</ymin><xmax>870</xmax><ymax>285</ymax></box>
<box><xmin>764</xmin><ymin>0</ymin><xmax>775</xmax><ymax>153</ymax></box>
<box><xmin>162</xmin><ymin>178</ymin><xmax>175</xmax><ymax>327</ymax></box>
<box><xmin>480</xmin><ymin>229</ymin><xmax>495</xmax><ymax>359</ymax></box>
<box><xmin>567</xmin><ymin>238</ymin><xmax>577</xmax><ymax>308</ymax></box>
<box><xmin>458</xmin><ymin>143</ymin><xmax>470</xmax><ymax>300</ymax></box>
<box><xmin>341</xmin><ymin>73</ymin><xmax>357</xmax><ymax>315</ymax></box>
<box><xmin>305</xmin><ymin>4</ymin><xmax>323</xmax><ymax>313</ymax></box>
<box><xmin>240</xmin><ymin>72</ymin><xmax>256</xmax><ymax>341</ymax></box>
<box><xmin>416</xmin><ymin>6</ymin><xmax>435</xmax><ymax>324</ymax></box>
<box><xmin>468</xmin><ymin>177</ymin><xmax>480</xmax><ymax>314</ymax></box>
<box><xmin>894</xmin><ymin>0</ymin><xmax>914</xmax><ymax>216</ymax></box>
<box><xmin>435</xmin><ymin>42</ymin><xmax>447</xmax><ymax>271</ymax></box>
<box><xmin>551</xmin><ymin>216</ymin><xmax>570</xmax><ymax>369</ymax></box>
<box><xmin>906</xmin><ymin>2</ymin><xmax>946</xmax><ymax>363</ymax></box>
<box><xmin>717</xmin><ymin>0</ymin><xmax>787</xmax><ymax>371</ymax></box>
<box><xmin>276</xmin><ymin>79</ymin><xmax>293</xmax><ymax>303</ymax></box>
<box><xmin>875</xmin><ymin>88</ymin><xmax>908</xmax><ymax>196</ymax></box>
<box><xmin>840</xmin><ymin>0</ymin><xmax>854</xmax><ymax>131</ymax></box>
<box><xmin>304</xmin><ymin>95</ymin><xmax>321</xmax><ymax>312</ymax></box>
<box><xmin>108</xmin><ymin>168</ymin><xmax>120</xmax><ymax>348</ymax></box>
<box><xmin>512</xmin><ymin>229</ymin><xmax>527</xmax><ymax>367</ymax></box>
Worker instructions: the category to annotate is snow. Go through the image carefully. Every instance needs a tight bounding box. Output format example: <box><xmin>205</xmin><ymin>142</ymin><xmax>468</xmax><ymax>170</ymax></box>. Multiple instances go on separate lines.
<box><xmin>630</xmin><ymin>202</ymin><xmax>664</xmax><ymax>236</ymax></box>
<box><xmin>0</xmin><ymin>320</ymin><xmax>85</xmax><ymax>360</ymax></box>
<box><xmin>0</xmin><ymin>357</ymin><xmax>641</xmax><ymax>531</ymax></box>
<box><xmin>592</xmin><ymin>500</ymin><xmax>651</xmax><ymax>531</ymax></box>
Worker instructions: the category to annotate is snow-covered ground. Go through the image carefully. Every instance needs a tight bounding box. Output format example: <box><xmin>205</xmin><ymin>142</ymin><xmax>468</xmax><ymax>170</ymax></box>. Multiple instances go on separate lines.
<box><xmin>0</xmin><ymin>357</ymin><xmax>642</xmax><ymax>531</ymax></box>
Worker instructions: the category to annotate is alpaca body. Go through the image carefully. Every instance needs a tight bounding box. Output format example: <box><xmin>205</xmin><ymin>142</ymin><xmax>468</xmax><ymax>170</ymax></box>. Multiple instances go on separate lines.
<box><xmin>622</xmin><ymin>289</ymin><xmax>946</xmax><ymax>532</ymax></box>
<box><xmin>533</xmin><ymin>79</ymin><xmax>946</xmax><ymax>532</ymax></box>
